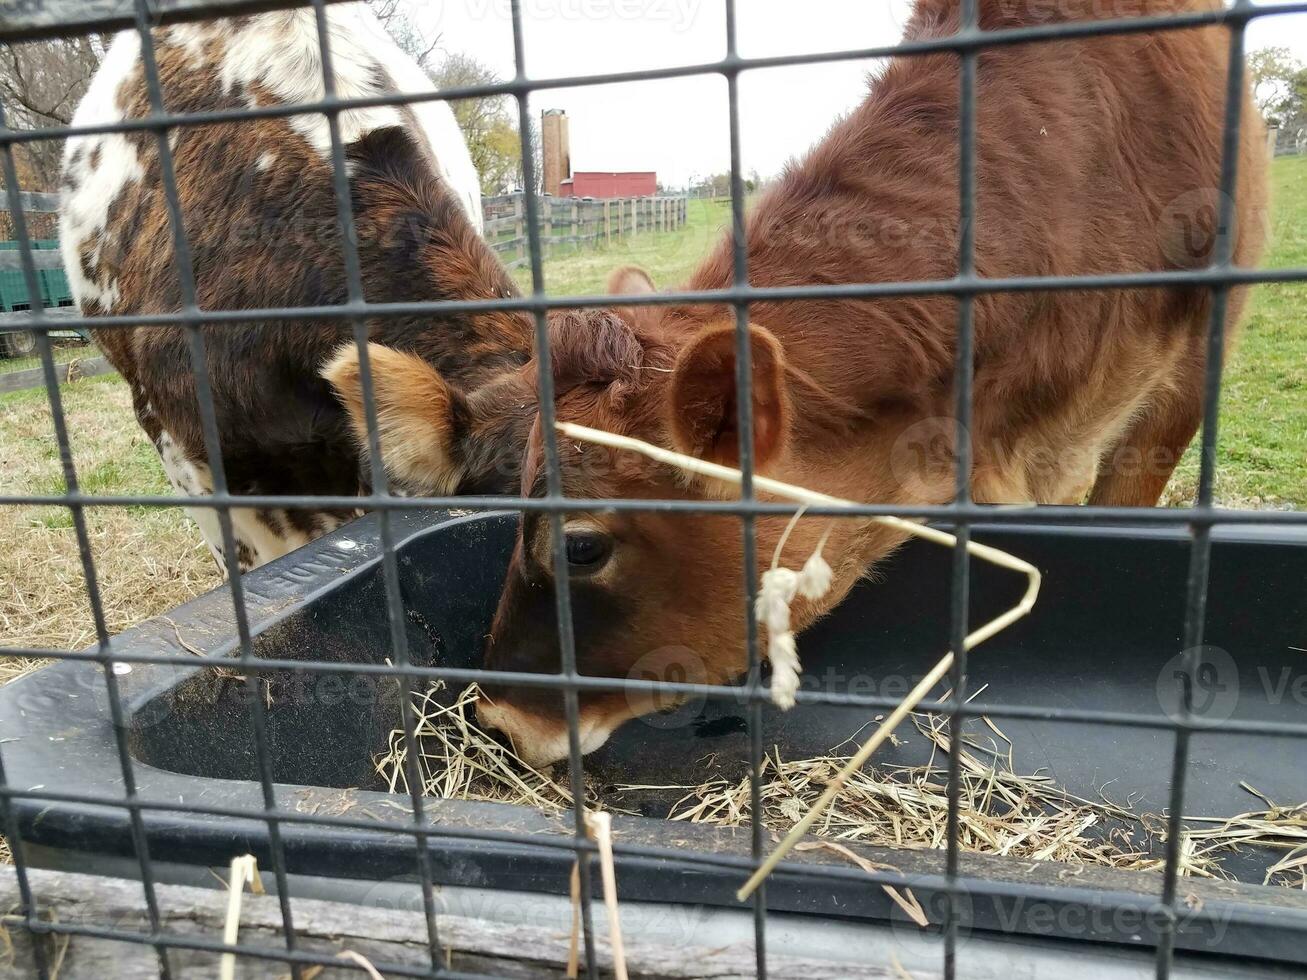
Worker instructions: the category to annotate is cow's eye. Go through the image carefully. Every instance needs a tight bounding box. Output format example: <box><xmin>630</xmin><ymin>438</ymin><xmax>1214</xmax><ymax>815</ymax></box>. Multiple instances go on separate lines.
<box><xmin>564</xmin><ymin>530</ymin><xmax>612</xmax><ymax>571</ymax></box>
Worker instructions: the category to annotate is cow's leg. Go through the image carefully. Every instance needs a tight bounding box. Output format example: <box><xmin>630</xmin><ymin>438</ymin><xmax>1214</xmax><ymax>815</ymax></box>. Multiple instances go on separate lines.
<box><xmin>1087</xmin><ymin>353</ymin><xmax>1205</xmax><ymax>507</ymax></box>
<box><xmin>156</xmin><ymin>431</ymin><xmax>364</xmax><ymax>573</ymax></box>
<box><xmin>228</xmin><ymin>508</ymin><xmax>324</xmax><ymax>569</ymax></box>
<box><xmin>227</xmin><ymin>507</ymin><xmax>365</xmax><ymax>570</ymax></box>
<box><xmin>156</xmin><ymin>430</ymin><xmax>229</xmax><ymax>572</ymax></box>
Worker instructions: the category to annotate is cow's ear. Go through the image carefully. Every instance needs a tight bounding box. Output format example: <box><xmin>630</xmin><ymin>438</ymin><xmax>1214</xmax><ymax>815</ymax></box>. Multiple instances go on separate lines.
<box><xmin>605</xmin><ymin>264</ymin><xmax>656</xmax><ymax>325</ymax></box>
<box><xmin>321</xmin><ymin>343</ymin><xmax>464</xmax><ymax>493</ymax></box>
<box><xmin>668</xmin><ymin>323</ymin><xmax>790</xmax><ymax>470</ymax></box>
<box><xmin>605</xmin><ymin>264</ymin><xmax>655</xmax><ymax>296</ymax></box>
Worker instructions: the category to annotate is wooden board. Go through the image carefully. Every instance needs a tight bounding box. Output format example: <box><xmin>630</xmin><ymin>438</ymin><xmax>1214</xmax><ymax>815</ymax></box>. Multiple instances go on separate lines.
<box><xmin>0</xmin><ymin>191</ymin><xmax>61</xmax><ymax>214</ymax></box>
<box><xmin>0</xmin><ymin>866</ymin><xmax>916</xmax><ymax>979</ymax></box>
<box><xmin>0</xmin><ymin>355</ymin><xmax>114</xmax><ymax>394</ymax></box>
<box><xmin>0</xmin><ymin>307</ymin><xmax>79</xmax><ymax>322</ymax></box>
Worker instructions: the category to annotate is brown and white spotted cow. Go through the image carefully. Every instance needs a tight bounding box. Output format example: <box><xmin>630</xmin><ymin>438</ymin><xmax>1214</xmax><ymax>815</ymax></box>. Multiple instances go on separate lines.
<box><xmin>60</xmin><ymin>4</ymin><xmax>536</xmax><ymax>571</ymax></box>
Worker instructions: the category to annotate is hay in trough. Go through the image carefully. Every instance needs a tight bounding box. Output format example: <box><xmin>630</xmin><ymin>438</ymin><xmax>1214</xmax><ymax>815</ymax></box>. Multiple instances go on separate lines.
<box><xmin>374</xmin><ymin>681</ymin><xmax>600</xmax><ymax>813</ymax></box>
<box><xmin>377</xmin><ymin>684</ymin><xmax>1304</xmax><ymax>887</ymax></box>
<box><xmin>649</xmin><ymin>710</ymin><xmax>1175</xmax><ymax>874</ymax></box>
<box><xmin>656</xmin><ymin>721</ymin><xmax>1307</xmax><ymax>886</ymax></box>
<box><xmin>378</xmin><ymin>683</ymin><xmax>1169</xmax><ymax>873</ymax></box>
<box><xmin>1175</xmin><ymin>784</ymin><xmax>1307</xmax><ymax>888</ymax></box>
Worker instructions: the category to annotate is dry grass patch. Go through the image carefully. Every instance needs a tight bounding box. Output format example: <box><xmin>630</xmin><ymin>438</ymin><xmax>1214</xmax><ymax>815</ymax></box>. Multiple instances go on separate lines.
<box><xmin>0</xmin><ymin>375</ymin><xmax>221</xmax><ymax>664</ymax></box>
<box><xmin>1</xmin><ymin>376</ymin><xmax>222</xmax><ymax>864</ymax></box>
<box><xmin>659</xmin><ymin>712</ymin><xmax>1166</xmax><ymax>873</ymax></box>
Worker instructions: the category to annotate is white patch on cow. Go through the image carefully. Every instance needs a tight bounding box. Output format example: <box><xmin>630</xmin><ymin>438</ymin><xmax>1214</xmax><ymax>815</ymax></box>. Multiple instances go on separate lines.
<box><xmin>59</xmin><ymin>30</ymin><xmax>145</xmax><ymax>312</ymax></box>
<box><xmin>165</xmin><ymin>23</ymin><xmax>213</xmax><ymax>64</ymax></box>
<box><xmin>315</xmin><ymin>511</ymin><xmax>359</xmax><ymax>536</ymax></box>
<box><xmin>156</xmin><ymin>432</ymin><xmax>357</xmax><ymax>571</ymax></box>
<box><xmin>158</xmin><ymin>431</ymin><xmax>204</xmax><ymax>495</ymax></box>
<box><xmin>218</xmin><ymin>7</ymin><xmax>401</xmax><ymax>157</ymax></box>
<box><xmin>156</xmin><ymin>430</ymin><xmax>225</xmax><ymax>567</ymax></box>
<box><xmin>62</xmin><ymin>5</ymin><xmax>484</xmax><ymax>319</ymax></box>
<box><xmin>230</xmin><ymin>508</ymin><xmax>314</xmax><ymax>567</ymax></box>
<box><xmin>216</xmin><ymin>5</ymin><xmax>482</xmax><ymax>231</ymax></box>
<box><xmin>256</xmin><ymin>152</ymin><xmax>277</xmax><ymax>171</ymax></box>
<box><xmin>157</xmin><ymin>431</ymin><xmax>321</xmax><ymax>570</ymax></box>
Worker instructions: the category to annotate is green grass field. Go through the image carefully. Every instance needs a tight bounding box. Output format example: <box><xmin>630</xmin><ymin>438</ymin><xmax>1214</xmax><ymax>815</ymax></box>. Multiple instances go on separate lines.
<box><xmin>1163</xmin><ymin>155</ymin><xmax>1307</xmax><ymax>508</ymax></box>
<box><xmin>514</xmin><ymin>197</ymin><xmax>732</xmax><ymax>296</ymax></box>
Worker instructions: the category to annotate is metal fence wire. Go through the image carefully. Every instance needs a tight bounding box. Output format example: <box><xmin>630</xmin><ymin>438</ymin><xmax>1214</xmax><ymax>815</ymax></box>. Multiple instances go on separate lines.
<box><xmin>2</xmin><ymin>0</ymin><xmax>1307</xmax><ymax>978</ymax></box>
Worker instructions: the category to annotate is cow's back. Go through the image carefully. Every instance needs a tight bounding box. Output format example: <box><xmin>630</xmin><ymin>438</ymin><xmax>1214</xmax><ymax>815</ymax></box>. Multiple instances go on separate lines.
<box><xmin>684</xmin><ymin>0</ymin><xmax>1267</xmax><ymax>506</ymax></box>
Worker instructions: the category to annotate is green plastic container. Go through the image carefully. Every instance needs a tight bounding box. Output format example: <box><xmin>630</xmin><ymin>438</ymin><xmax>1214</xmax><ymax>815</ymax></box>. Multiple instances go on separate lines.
<box><xmin>0</xmin><ymin>239</ymin><xmax>72</xmax><ymax>311</ymax></box>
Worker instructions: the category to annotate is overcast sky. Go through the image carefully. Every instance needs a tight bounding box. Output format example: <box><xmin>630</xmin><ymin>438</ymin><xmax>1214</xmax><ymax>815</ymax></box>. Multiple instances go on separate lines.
<box><xmin>403</xmin><ymin>0</ymin><xmax>1307</xmax><ymax>188</ymax></box>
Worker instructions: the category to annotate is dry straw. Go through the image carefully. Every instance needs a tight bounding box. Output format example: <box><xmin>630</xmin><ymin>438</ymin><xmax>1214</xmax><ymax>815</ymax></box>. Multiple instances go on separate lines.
<box><xmin>374</xmin><ymin>681</ymin><xmax>598</xmax><ymax>812</ymax></box>
<box><xmin>655</xmin><ymin>708</ymin><xmax>1165</xmax><ymax>875</ymax></box>
<box><xmin>374</xmin><ymin>683</ymin><xmax>631</xmax><ymax>979</ymax></box>
<box><xmin>219</xmin><ymin>854</ymin><xmax>263</xmax><ymax>980</ymax></box>
<box><xmin>1176</xmin><ymin>783</ymin><xmax>1307</xmax><ymax>888</ymax></box>
<box><xmin>378</xmin><ymin>684</ymin><xmax>1303</xmax><ymax>891</ymax></box>
<box><xmin>553</xmin><ymin>421</ymin><xmax>1042</xmax><ymax>900</ymax></box>
<box><xmin>587</xmin><ymin>810</ymin><xmax>630</xmax><ymax>980</ymax></box>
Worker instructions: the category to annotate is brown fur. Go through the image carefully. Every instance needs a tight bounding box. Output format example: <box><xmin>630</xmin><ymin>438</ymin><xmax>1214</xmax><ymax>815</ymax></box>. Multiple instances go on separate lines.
<box><xmin>475</xmin><ymin>0</ymin><xmax>1270</xmax><ymax>764</ymax></box>
<box><xmin>548</xmin><ymin>308</ymin><xmax>648</xmax><ymax>391</ymax></box>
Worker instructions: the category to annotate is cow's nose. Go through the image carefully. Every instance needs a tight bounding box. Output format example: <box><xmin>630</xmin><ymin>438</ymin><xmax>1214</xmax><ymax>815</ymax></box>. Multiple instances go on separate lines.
<box><xmin>473</xmin><ymin>696</ymin><xmax>501</xmax><ymax>737</ymax></box>
<box><xmin>474</xmin><ymin>694</ymin><xmax>522</xmax><ymax>749</ymax></box>
<box><xmin>473</xmin><ymin>695</ymin><xmax>575</xmax><ymax>768</ymax></box>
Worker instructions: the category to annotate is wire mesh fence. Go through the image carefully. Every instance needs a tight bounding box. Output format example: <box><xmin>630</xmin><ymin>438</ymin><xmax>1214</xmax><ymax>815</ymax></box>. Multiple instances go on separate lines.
<box><xmin>2</xmin><ymin>0</ymin><xmax>1307</xmax><ymax>978</ymax></box>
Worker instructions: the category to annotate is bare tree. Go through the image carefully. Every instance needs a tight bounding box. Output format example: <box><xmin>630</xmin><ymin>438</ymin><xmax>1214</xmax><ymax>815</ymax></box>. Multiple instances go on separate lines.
<box><xmin>367</xmin><ymin>0</ymin><xmax>527</xmax><ymax>197</ymax></box>
<box><xmin>0</xmin><ymin>2</ymin><xmax>526</xmax><ymax>196</ymax></box>
<box><xmin>368</xmin><ymin>0</ymin><xmax>441</xmax><ymax>71</ymax></box>
<box><xmin>516</xmin><ymin>112</ymin><xmax>541</xmax><ymax>195</ymax></box>
<box><xmin>1250</xmin><ymin>46</ymin><xmax>1307</xmax><ymax>151</ymax></box>
<box><xmin>0</xmin><ymin>37</ymin><xmax>104</xmax><ymax>190</ymax></box>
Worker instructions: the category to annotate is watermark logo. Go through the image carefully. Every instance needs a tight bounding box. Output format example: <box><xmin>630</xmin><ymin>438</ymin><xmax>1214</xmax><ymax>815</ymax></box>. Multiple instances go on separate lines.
<box><xmin>889</xmin><ymin>416</ymin><xmax>959</xmax><ymax>500</ymax></box>
<box><xmin>1158</xmin><ymin>188</ymin><xmax>1236</xmax><ymax>269</ymax></box>
<box><xmin>627</xmin><ymin>645</ymin><xmax>709</xmax><ymax>729</ymax></box>
<box><xmin>358</xmin><ymin>871</ymin><xmax>708</xmax><ymax>944</ymax></box>
<box><xmin>1156</xmin><ymin>645</ymin><xmax>1239</xmax><ymax>727</ymax></box>
<box><xmin>434</xmin><ymin>0</ymin><xmax>705</xmax><ymax>33</ymax></box>
<box><xmin>887</xmin><ymin>876</ymin><xmax>975</xmax><ymax>953</ymax></box>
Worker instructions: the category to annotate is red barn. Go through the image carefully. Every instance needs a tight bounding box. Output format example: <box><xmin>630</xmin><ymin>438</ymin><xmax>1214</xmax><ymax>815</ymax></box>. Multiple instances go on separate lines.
<box><xmin>558</xmin><ymin>171</ymin><xmax>657</xmax><ymax>198</ymax></box>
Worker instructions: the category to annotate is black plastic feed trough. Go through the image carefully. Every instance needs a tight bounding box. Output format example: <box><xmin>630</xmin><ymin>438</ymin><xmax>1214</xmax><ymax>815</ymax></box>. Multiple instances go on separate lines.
<box><xmin>3</xmin><ymin>510</ymin><xmax>1307</xmax><ymax>971</ymax></box>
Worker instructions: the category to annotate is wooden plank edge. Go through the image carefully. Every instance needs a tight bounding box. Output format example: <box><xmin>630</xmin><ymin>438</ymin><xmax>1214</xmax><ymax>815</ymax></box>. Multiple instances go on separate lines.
<box><xmin>0</xmin><ymin>866</ymin><xmax>914</xmax><ymax>979</ymax></box>
<box><xmin>0</xmin><ymin>356</ymin><xmax>114</xmax><ymax>395</ymax></box>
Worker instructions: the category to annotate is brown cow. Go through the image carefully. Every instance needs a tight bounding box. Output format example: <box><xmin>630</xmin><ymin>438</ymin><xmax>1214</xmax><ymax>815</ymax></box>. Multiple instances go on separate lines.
<box><xmin>333</xmin><ymin>0</ymin><xmax>1269</xmax><ymax>765</ymax></box>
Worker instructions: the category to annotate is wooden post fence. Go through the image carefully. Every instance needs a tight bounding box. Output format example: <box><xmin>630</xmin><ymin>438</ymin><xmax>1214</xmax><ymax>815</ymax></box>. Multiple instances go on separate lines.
<box><xmin>3</xmin><ymin>191</ymin><xmax>691</xmax><ymax>282</ymax></box>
